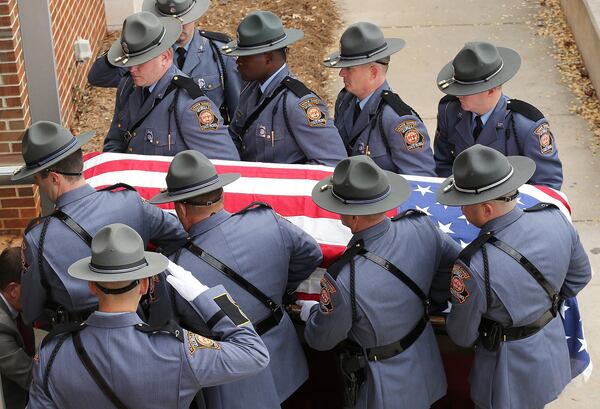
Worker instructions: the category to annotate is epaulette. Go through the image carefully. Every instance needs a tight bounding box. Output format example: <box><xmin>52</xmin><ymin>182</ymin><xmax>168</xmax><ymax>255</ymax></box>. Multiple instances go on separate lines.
<box><xmin>199</xmin><ymin>30</ymin><xmax>232</xmax><ymax>44</ymax></box>
<box><xmin>506</xmin><ymin>99</ymin><xmax>545</xmax><ymax>122</ymax></box>
<box><xmin>458</xmin><ymin>232</ymin><xmax>493</xmax><ymax>265</ymax></box>
<box><xmin>381</xmin><ymin>90</ymin><xmax>413</xmax><ymax>117</ymax></box>
<box><xmin>97</xmin><ymin>183</ymin><xmax>137</xmax><ymax>192</ymax></box>
<box><xmin>134</xmin><ymin>320</ymin><xmax>184</xmax><ymax>342</ymax></box>
<box><xmin>439</xmin><ymin>95</ymin><xmax>458</xmax><ymax>104</ymax></box>
<box><xmin>326</xmin><ymin>240</ymin><xmax>364</xmax><ymax>279</ymax></box>
<box><xmin>233</xmin><ymin>201</ymin><xmax>273</xmax><ymax>215</ymax></box>
<box><xmin>523</xmin><ymin>202</ymin><xmax>557</xmax><ymax>212</ymax></box>
<box><xmin>281</xmin><ymin>77</ymin><xmax>312</xmax><ymax>99</ymax></box>
<box><xmin>160</xmin><ymin>238</ymin><xmax>189</xmax><ymax>258</ymax></box>
<box><xmin>391</xmin><ymin>209</ymin><xmax>427</xmax><ymax>221</ymax></box>
<box><xmin>172</xmin><ymin>75</ymin><xmax>205</xmax><ymax>99</ymax></box>
<box><xmin>24</xmin><ymin>215</ymin><xmax>48</xmax><ymax>234</ymax></box>
<box><xmin>41</xmin><ymin>322</ymin><xmax>85</xmax><ymax>348</ymax></box>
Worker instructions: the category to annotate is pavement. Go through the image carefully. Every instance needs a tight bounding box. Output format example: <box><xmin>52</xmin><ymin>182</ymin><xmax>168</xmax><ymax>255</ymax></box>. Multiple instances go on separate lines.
<box><xmin>334</xmin><ymin>0</ymin><xmax>600</xmax><ymax>407</ymax></box>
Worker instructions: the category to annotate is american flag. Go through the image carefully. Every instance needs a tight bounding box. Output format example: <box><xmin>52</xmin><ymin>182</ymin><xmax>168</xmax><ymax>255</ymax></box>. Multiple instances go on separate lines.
<box><xmin>83</xmin><ymin>152</ymin><xmax>591</xmax><ymax>383</ymax></box>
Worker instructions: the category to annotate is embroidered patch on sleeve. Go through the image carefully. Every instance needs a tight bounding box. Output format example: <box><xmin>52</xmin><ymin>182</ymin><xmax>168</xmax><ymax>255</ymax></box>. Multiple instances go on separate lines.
<box><xmin>299</xmin><ymin>98</ymin><xmax>327</xmax><ymax>127</ymax></box>
<box><xmin>450</xmin><ymin>263</ymin><xmax>471</xmax><ymax>304</ymax></box>
<box><xmin>191</xmin><ymin>101</ymin><xmax>219</xmax><ymax>131</ymax></box>
<box><xmin>319</xmin><ymin>276</ymin><xmax>337</xmax><ymax>314</ymax></box>
<box><xmin>395</xmin><ymin>120</ymin><xmax>425</xmax><ymax>151</ymax></box>
<box><xmin>534</xmin><ymin>123</ymin><xmax>554</xmax><ymax>155</ymax></box>
<box><xmin>187</xmin><ymin>331</ymin><xmax>220</xmax><ymax>356</ymax></box>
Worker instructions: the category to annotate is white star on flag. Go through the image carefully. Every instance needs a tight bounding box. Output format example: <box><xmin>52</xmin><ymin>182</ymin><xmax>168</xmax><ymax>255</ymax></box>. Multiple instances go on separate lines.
<box><xmin>459</xmin><ymin>240</ymin><xmax>470</xmax><ymax>248</ymax></box>
<box><xmin>578</xmin><ymin>337</ymin><xmax>588</xmax><ymax>353</ymax></box>
<box><xmin>516</xmin><ymin>197</ymin><xmax>524</xmax><ymax>205</ymax></box>
<box><xmin>560</xmin><ymin>302</ymin><xmax>570</xmax><ymax>319</ymax></box>
<box><xmin>414</xmin><ymin>184</ymin><xmax>433</xmax><ymax>196</ymax></box>
<box><xmin>458</xmin><ymin>215</ymin><xmax>470</xmax><ymax>225</ymax></box>
<box><xmin>415</xmin><ymin>205</ymin><xmax>432</xmax><ymax>216</ymax></box>
<box><xmin>438</xmin><ymin>221</ymin><xmax>454</xmax><ymax>234</ymax></box>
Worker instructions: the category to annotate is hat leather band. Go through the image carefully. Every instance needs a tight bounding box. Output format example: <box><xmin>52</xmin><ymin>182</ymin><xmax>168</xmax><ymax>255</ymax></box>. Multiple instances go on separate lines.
<box><xmin>89</xmin><ymin>258</ymin><xmax>149</xmax><ymax>274</ymax></box>
<box><xmin>115</xmin><ymin>28</ymin><xmax>167</xmax><ymax>64</ymax></box>
<box><xmin>25</xmin><ymin>137</ymin><xmax>78</xmax><ymax>169</ymax></box>
<box><xmin>331</xmin><ymin>185</ymin><xmax>391</xmax><ymax>205</ymax></box>
<box><xmin>168</xmin><ymin>174</ymin><xmax>219</xmax><ymax>196</ymax></box>
<box><xmin>449</xmin><ymin>166</ymin><xmax>514</xmax><ymax>194</ymax></box>
<box><xmin>156</xmin><ymin>0</ymin><xmax>196</xmax><ymax>18</ymax></box>
<box><xmin>439</xmin><ymin>60</ymin><xmax>504</xmax><ymax>89</ymax></box>
<box><xmin>340</xmin><ymin>43</ymin><xmax>388</xmax><ymax>60</ymax></box>
<box><xmin>237</xmin><ymin>32</ymin><xmax>287</xmax><ymax>50</ymax></box>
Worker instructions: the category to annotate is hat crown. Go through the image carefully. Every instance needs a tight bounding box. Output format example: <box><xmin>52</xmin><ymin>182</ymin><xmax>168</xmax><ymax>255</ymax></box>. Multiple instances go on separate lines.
<box><xmin>121</xmin><ymin>11</ymin><xmax>165</xmax><ymax>54</ymax></box>
<box><xmin>155</xmin><ymin>0</ymin><xmax>194</xmax><ymax>15</ymax></box>
<box><xmin>90</xmin><ymin>224</ymin><xmax>145</xmax><ymax>271</ymax></box>
<box><xmin>340</xmin><ymin>22</ymin><xmax>386</xmax><ymax>57</ymax></box>
<box><xmin>21</xmin><ymin>121</ymin><xmax>76</xmax><ymax>165</ymax></box>
<box><xmin>332</xmin><ymin>156</ymin><xmax>390</xmax><ymax>201</ymax></box>
<box><xmin>453</xmin><ymin>42</ymin><xmax>503</xmax><ymax>82</ymax></box>
<box><xmin>237</xmin><ymin>11</ymin><xmax>286</xmax><ymax>48</ymax></box>
<box><xmin>166</xmin><ymin>150</ymin><xmax>218</xmax><ymax>193</ymax></box>
<box><xmin>453</xmin><ymin>145</ymin><xmax>513</xmax><ymax>190</ymax></box>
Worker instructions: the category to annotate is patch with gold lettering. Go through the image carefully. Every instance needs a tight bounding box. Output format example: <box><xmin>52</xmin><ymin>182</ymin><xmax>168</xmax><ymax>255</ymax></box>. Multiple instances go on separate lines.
<box><xmin>319</xmin><ymin>276</ymin><xmax>337</xmax><ymax>314</ymax></box>
<box><xmin>534</xmin><ymin>123</ymin><xmax>554</xmax><ymax>155</ymax></box>
<box><xmin>187</xmin><ymin>331</ymin><xmax>220</xmax><ymax>356</ymax></box>
<box><xmin>450</xmin><ymin>263</ymin><xmax>471</xmax><ymax>304</ymax></box>
<box><xmin>191</xmin><ymin>101</ymin><xmax>219</xmax><ymax>131</ymax></box>
<box><xmin>395</xmin><ymin>120</ymin><xmax>425</xmax><ymax>151</ymax></box>
<box><xmin>299</xmin><ymin>98</ymin><xmax>327</xmax><ymax>127</ymax></box>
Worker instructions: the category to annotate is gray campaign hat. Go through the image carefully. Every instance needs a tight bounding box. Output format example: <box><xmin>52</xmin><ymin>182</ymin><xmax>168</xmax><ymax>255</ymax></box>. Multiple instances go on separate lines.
<box><xmin>322</xmin><ymin>22</ymin><xmax>405</xmax><ymax>68</ymax></box>
<box><xmin>108</xmin><ymin>11</ymin><xmax>182</xmax><ymax>67</ymax></box>
<box><xmin>142</xmin><ymin>0</ymin><xmax>209</xmax><ymax>25</ymax></box>
<box><xmin>312</xmin><ymin>155</ymin><xmax>410</xmax><ymax>216</ymax></box>
<box><xmin>436</xmin><ymin>144</ymin><xmax>535</xmax><ymax>206</ymax></box>
<box><xmin>149</xmin><ymin>150</ymin><xmax>240</xmax><ymax>204</ymax></box>
<box><xmin>11</xmin><ymin>121</ymin><xmax>94</xmax><ymax>181</ymax></box>
<box><xmin>220</xmin><ymin>11</ymin><xmax>303</xmax><ymax>57</ymax></box>
<box><xmin>68</xmin><ymin>223</ymin><xmax>169</xmax><ymax>282</ymax></box>
<box><xmin>437</xmin><ymin>42</ymin><xmax>521</xmax><ymax>96</ymax></box>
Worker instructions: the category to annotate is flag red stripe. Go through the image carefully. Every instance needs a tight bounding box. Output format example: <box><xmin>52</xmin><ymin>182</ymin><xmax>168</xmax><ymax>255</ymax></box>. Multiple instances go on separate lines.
<box><xmin>534</xmin><ymin>185</ymin><xmax>572</xmax><ymax>214</ymax></box>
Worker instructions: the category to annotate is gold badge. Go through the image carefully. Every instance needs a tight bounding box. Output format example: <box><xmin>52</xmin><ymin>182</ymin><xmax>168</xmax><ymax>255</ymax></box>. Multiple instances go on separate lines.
<box><xmin>187</xmin><ymin>331</ymin><xmax>220</xmax><ymax>356</ymax></box>
<box><xmin>191</xmin><ymin>102</ymin><xmax>219</xmax><ymax>131</ymax></box>
<box><xmin>395</xmin><ymin>120</ymin><xmax>425</xmax><ymax>152</ymax></box>
<box><xmin>319</xmin><ymin>276</ymin><xmax>337</xmax><ymax>314</ymax></box>
<box><xmin>299</xmin><ymin>98</ymin><xmax>327</xmax><ymax>127</ymax></box>
<box><xmin>535</xmin><ymin>123</ymin><xmax>554</xmax><ymax>155</ymax></box>
<box><xmin>450</xmin><ymin>264</ymin><xmax>471</xmax><ymax>304</ymax></box>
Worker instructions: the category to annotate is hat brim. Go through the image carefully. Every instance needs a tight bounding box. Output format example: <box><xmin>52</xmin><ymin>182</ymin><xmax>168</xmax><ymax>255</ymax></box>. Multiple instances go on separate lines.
<box><xmin>322</xmin><ymin>38</ymin><xmax>405</xmax><ymax>68</ymax></box>
<box><xmin>436</xmin><ymin>47</ymin><xmax>521</xmax><ymax>96</ymax></box>
<box><xmin>436</xmin><ymin>156</ymin><xmax>535</xmax><ymax>206</ymax></box>
<box><xmin>11</xmin><ymin>130</ymin><xmax>95</xmax><ymax>181</ymax></box>
<box><xmin>68</xmin><ymin>251</ymin><xmax>169</xmax><ymax>282</ymax></box>
<box><xmin>142</xmin><ymin>0</ymin><xmax>209</xmax><ymax>25</ymax></box>
<box><xmin>312</xmin><ymin>171</ymin><xmax>411</xmax><ymax>216</ymax></box>
<box><xmin>107</xmin><ymin>17</ymin><xmax>182</xmax><ymax>68</ymax></box>
<box><xmin>220</xmin><ymin>29</ymin><xmax>304</xmax><ymax>56</ymax></box>
<box><xmin>149</xmin><ymin>172</ymin><xmax>241</xmax><ymax>204</ymax></box>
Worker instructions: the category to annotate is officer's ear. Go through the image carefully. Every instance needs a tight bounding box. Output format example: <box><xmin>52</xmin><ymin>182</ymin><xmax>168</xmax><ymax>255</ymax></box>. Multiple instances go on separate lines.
<box><xmin>139</xmin><ymin>278</ymin><xmax>150</xmax><ymax>295</ymax></box>
<box><xmin>88</xmin><ymin>281</ymin><xmax>98</xmax><ymax>296</ymax></box>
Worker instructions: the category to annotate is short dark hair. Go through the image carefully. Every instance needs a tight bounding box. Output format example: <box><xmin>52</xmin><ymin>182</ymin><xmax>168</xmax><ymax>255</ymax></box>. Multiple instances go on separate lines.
<box><xmin>0</xmin><ymin>247</ymin><xmax>23</xmax><ymax>290</ymax></box>
<box><xmin>271</xmin><ymin>47</ymin><xmax>288</xmax><ymax>62</ymax></box>
<box><xmin>41</xmin><ymin>148</ymin><xmax>84</xmax><ymax>182</ymax></box>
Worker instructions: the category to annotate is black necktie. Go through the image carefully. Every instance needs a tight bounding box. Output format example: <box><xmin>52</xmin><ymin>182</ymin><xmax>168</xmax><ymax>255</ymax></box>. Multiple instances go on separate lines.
<box><xmin>143</xmin><ymin>87</ymin><xmax>151</xmax><ymax>103</ymax></box>
<box><xmin>16</xmin><ymin>313</ymin><xmax>35</xmax><ymax>356</ymax></box>
<box><xmin>256</xmin><ymin>88</ymin><xmax>263</xmax><ymax>105</ymax></box>
<box><xmin>353</xmin><ymin>101</ymin><xmax>361</xmax><ymax>124</ymax></box>
<box><xmin>176</xmin><ymin>47</ymin><xmax>186</xmax><ymax>69</ymax></box>
<box><xmin>473</xmin><ymin>115</ymin><xmax>483</xmax><ymax>141</ymax></box>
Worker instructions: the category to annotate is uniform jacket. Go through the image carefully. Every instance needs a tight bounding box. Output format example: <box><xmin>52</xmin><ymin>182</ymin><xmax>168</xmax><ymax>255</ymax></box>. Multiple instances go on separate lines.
<box><xmin>88</xmin><ymin>29</ymin><xmax>242</xmax><ymax>119</ymax></box>
<box><xmin>103</xmin><ymin>65</ymin><xmax>240</xmax><ymax>159</ymax></box>
<box><xmin>22</xmin><ymin>184</ymin><xmax>186</xmax><ymax>324</ymax></box>
<box><xmin>28</xmin><ymin>285</ymin><xmax>270</xmax><ymax>408</ymax></box>
<box><xmin>434</xmin><ymin>94</ymin><xmax>563</xmax><ymax>189</ymax></box>
<box><xmin>304</xmin><ymin>215</ymin><xmax>461</xmax><ymax>409</ymax></box>
<box><xmin>334</xmin><ymin>82</ymin><xmax>436</xmax><ymax>176</ymax></box>
<box><xmin>446</xmin><ymin>206</ymin><xmax>591</xmax><ymax>409</ymax></box>
<box><xmin>0</xmin><ymin>298</ymin><xmax>32</xmax><ymax>409</ymax></box>
<box><xmin>171</xmin><ymin>207</ymin><xmax>323</xmax><ymax>408</ymax></box>
<box><xmin>228</xmin><ymin>65</ymin><xmax>347</xmax><ymax>166</ymax></box>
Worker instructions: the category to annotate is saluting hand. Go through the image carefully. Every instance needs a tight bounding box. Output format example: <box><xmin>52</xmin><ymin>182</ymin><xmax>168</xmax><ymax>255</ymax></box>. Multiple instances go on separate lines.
<box><xmin>166</xmin><ymin>260</ymin><xmax>209</xmax><ymax>301</ymax></box>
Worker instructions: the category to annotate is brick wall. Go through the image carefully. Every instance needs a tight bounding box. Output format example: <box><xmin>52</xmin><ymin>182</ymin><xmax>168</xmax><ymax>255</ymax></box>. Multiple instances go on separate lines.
<box><xmin>0</xmin><ymin>184</ymin><xmax>40</xmax><ymax>235</ymax></box>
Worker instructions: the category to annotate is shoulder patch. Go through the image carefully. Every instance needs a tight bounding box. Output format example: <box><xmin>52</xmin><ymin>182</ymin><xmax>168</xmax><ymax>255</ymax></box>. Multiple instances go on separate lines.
<box><xmin>381</xmin><ymin>90</ymin><xmax>413</xmax><ymax>117</ymax></box>
<box><xmin>24</xmin><ymin>216</ymin><xmax>46</xmax><ymax>234</ymax></box>
<box><xmin>187</xmin><ymin>331</ymin><xmax>220</xmax><ymax>355</ymax></box>
<box><xmin>392</xmin><ymin>209</ymin><xmax>427</xmax><ymax>221</ymax></box>
<box><xmin>191</xmin><ymin>101</ymin><xmax>220</xmax><ymax>131</ymax></box>
<box><xmin>439</xmin><ymin>95</ymin><xmax>459</xmax><ymax>105</ymax></box>
<box><xmin>199</xmin><ymin>30</ymin><xmax>232</xmax><ymax>43</ymax></box>
<box><xmin>506</xmin><ymin>99</ymin><xmax>545</xmax><ymax>122</ymax></box>
<box><xmin>282</xmin><ymin>76</ymin><xmax>312</xmax><ymax>98</ymax></box>
<box><xmin>533</xmin><ymin>122</ymin><xmax>554</xmax><ymax>155</ymax></box>
<box><xmin>394</xmin><ymin>119</ymin><xmax>425</xmax><ymax>152</ymax></box>
<box><xmin>299</xmin><ymin>97</ymin><xmax>327</xmax><ymax>127</ymax></box>
<box><xmin>319</xmin><ymin>275</ymin><xmax>337</xmax><ymax>314</ymax></box>
<box><xmin>172</xmin><ymin>75</ymin><xmax>205</xmax><ymax>99</ymax></box>
<box><xmin>450</xmin><ymin>263</ymin><xmax>471</xmax><ymax>304</ymax></box>
<box><xmin>523</xmin><ymin>202</ymin><xmax>558</xmax><ymax>212</ymax></box>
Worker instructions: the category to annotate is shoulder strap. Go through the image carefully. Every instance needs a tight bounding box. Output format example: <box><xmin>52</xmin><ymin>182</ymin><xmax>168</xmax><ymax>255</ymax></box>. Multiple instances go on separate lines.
<box><xmin>281</xmin><ymin>76</ymin><xmax>312</xmax><ymax>98</ymax></box>
<box><xmin>72</xmin><ymin>331</ymin><xmax>129</xmax><ymax>409</ymax></box>
<box><xmin>183</xmin><ymin>242</ymin><xmax>282</xmax><ymax>316</ymax></box>
<box><xmin>380</xmin><ymin>90</ymin><xmax>416</xmax><ymax>118</ymax></box>
<box><xmin>199</xmin><ymin>30</ymin><xmax>231</xmax><ymax>43</ymax></box>
<box><xmin>24</xmin><ymin>215</ymin><xmax>47</xmax><ymax>234</ymax></box>
<box><xmin>327</xmin><ymin>240</ymin><xmax>365</xmax><ymax>279</ymax></box>
<box><xmin>238</xmin><ymin>83</ymin><xmax>288</xmax><ymax>138</ymax></box>
<box><xmin>51</xmin><ymin>210</ymin><xmax>93</xmax><ymax>247</ymax></box>
<box><xmin>233</xmin><ymin>201</ymin><xmax>272</xmax><ymax>215</ymax></box>
<box><xmin>506</xmin><ymin>99</ymin><xmax>545</xmax><ymax>122</ymax></box>
<box><xmin>42</xmin><ymin>323</ymin><xmax>85</xmax><ymax>397</ymax></box>
<box><xmin>171</xmin><ymin>75</ymin><xmax>205</xmax><ymax>99</ymax></box>
<box><xmin>523</xmin><ymin>202</ymin><xmax>557</xmax><ymax>212</ymax></box>
<box><xmin>134</xmin><ymin>320</ymin><xmax>184</xmax><ymax>342</ymax></box>
<box><xmin>439</xmin><ymin>95</ymin><xmax>458</xmax><ymax>104</ymax></box>
<box><xmin>458</xmin><ymin>231</ymin><xmax>493</xmax><ymax>265</ymax></box>
<box><xmin>97</xmin><ymin>183</ymin><xmax>137</xmax><ymax>192</ymax></box>
<box><xmin>392</xmin><ymin>209</ymin><xmax>427</xmax><ymax>221</ymax></box>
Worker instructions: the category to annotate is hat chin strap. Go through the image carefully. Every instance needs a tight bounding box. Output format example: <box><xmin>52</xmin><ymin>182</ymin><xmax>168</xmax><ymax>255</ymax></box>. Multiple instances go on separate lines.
<box><xmin>438</xmin><ymin>60</ymin><xmax>504</xmax><ymax>90</ymax></box>
<box><xmin>444</xmin><ymin>166</ymin><xmax>514</xmax><ymax>194</ymax></box>
<box><xmin>331</xmin><ymin>185</ymin><xmax>391</xmax><ymax>205</ymax></box>
<box><xmin>95</xmin><ymin>280</ymin><xmax>140</xmax><ymax>295</ymax></box>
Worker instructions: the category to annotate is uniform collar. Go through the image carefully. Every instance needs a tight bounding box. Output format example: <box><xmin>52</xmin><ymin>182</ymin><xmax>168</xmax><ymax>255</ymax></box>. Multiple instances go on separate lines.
<box><xmin>189</xmin><ymin>209</ymin><xmax>231</xmax><ymax>237</ymax></box>
<box><xmin>348</xmin><ymin>217</ymin><xmax>391</xmax><ymax>247</ymax></box>
<box><xmin>55</xmin><ymin>184</ymin><xmax>97</xmax><ymax>208</ymax></box>
<box><xmin>85</xmin><ymin>311</ymin><xmax>144</xmax><ymax>328</ymax></box>
<box><xmin>480</xmin><ymin>206</ymin><xmax>523</xmax><ymax>235</ymax></box>
<box><xmin>260</xmin><ymin>64</ymin><xmax>289</xmax><ymax>95</ymax></box>
<box><xmin>472</xmin><ymin>104</ymin><xmax>495</xmax><ymax>127</ymax></box>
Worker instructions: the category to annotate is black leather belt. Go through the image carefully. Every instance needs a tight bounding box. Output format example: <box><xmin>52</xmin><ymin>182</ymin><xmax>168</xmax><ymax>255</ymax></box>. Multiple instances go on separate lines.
<box><xmin>45</xmin><ymin>306</ymin><xmax>96</xmax><ymax>326</ymax></box>
<box><xmin>366</xmin><ymin>315</ymin><xmax>429</xmax><ymax>361</ymax></box>
<box><xmin>254</xmin><ymin>305</ymin><xmax>285</xmax><ymax>336</ymax></box>
<box><xmin>482</xmin><ymin>309</ymin><xmax>555</xmax><ymax>343</ymax></box>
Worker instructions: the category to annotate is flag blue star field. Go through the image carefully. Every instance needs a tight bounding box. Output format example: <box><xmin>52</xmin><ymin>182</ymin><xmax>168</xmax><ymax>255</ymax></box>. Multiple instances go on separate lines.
<box><xmin>82</xmin><ymin>153</ymin><xmax>591</xmax><ymax>383</ymax></box>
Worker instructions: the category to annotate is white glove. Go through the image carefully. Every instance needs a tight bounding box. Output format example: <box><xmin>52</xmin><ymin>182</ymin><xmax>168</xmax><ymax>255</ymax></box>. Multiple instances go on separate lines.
<box><xmin>166</xmin><ymin>260</ymin><xmax>209</xmax><ymax>301</ymax></box>
<box><xmin>296</xmin><ymin>300</ymin><xmax>318</xmax><ymax>322</ymax></box>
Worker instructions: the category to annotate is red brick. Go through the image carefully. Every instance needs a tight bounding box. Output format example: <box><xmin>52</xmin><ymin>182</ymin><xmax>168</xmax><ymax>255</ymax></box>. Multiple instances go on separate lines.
<box><xmin>17</xmin><ymin>186</ymin><xmax>32</xmax><ymax>196</ymax></box>
<box><xmin>0</xmin><ymin>62</ymin><xmax>17</xmax><ymax>74</ymax></box>
<box><xmin>7</xmin><ymin>119</ymin><xmax>26</xmax><ymax>130</ymax></box>
<box><xmin>0</xmin><ymin>84</ymin><xmax>19</xmax><ymax>96</ymax></box>
<box><xmin>19</xmin><ymin>208</ymin><xmax>39</xmax><ymax>218</ymax></box>
<box><xmin>3</xmin><ymin>218</ymin><xmax>30</xmax><ymax>228</ymax></box>
<box><xmin>0</xmin><ymin>208</ymin><xmax>18</xmax><ymax>218</ymax></box>
<box><xmin>4</xmin><ymin>96</ymin><xmax>23</xmax><ymax>107</ymax></box>
<box><xmin>10</xmin><ymin>141</ymin><xmax>21</xmax><ymax>152</ymax></box>
<box><xmin>0</xmin><ymin>107</ymin><xmax>23</xmax><ymax>118</ymax></box>
<box><xmin>0</xmin><ymin>186</ymin><xmax>15</xmax><ymax>197</ymax></box>
<box><xmin>0</xmin><ymin>130</ymin><xmax>23</xmax><ymax>141</ymax></box>
<box><xmin>1</xmin><ymin>197</ymin><xmax>35</xmax><ymax>207</ymax></box>
<box><xmin>0</xmin><ymin>142</ymin><xmax>8</xmax><ymax>152</ymax></box>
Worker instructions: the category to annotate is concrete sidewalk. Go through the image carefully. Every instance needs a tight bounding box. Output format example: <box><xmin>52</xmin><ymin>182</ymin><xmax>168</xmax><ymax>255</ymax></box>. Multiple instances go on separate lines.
<box><xmin>333</xmin><ymin>0</ymin><xmax>600</xmax><ymax>407</ymax></box>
